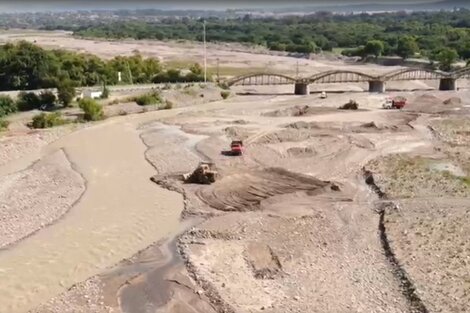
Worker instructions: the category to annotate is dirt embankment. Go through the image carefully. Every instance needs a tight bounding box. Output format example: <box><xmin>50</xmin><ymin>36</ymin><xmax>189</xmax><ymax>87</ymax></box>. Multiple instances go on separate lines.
<box><xmin>0</xmin><ymin>149</ymin><xmax>85</xmax><ymax>249</ymax></box>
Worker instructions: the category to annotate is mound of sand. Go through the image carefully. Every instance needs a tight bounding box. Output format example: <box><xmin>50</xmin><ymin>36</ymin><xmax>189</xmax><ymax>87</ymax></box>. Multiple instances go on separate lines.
<box><xmin>405</xmin><ymin>94</ymin><xmax>461</xmax><ymax>114</ymax></box>
<box><xmin>196</xmin><ymin>167</ymin><xmax>336</xmax><ymax>212</ymax></box>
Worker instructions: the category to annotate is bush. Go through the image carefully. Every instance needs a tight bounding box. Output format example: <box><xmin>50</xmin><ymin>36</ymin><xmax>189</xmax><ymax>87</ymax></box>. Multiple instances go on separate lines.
<box><xmin>39</xmin><ymin>90</ymin><xmax>57</xmax><ymax>109</ymax></box>
<box><xmin>78</xmin><ymin>98</ymin><xmax>104</xmax><ymax>121</ymax></box>
<box><xmin>17</xmin><ymin>92</ymin><xmax>41</xmax><ymax>111</ymax></box>
<box><xmin>57</xmin><ymin>81</ymin><xmax>76</xmax><ymax>107</ymax></box>
<box><xmin>31</xmin><ymin>112</ymin><xmax>67</xmax><ymax>129</ymax></box>
<box><xmin>221</xmin><ymin>91</ymin><xmax>231</xmax><ymax>99</ymax></box>
<box><xmin>161</xmin><ymin>100</ymin><xmax>174</xmax><ymax>110</ymax></box>
<box><xmin>0</xmin><ymin>119</ymin><xmax>9</xmax><ymax>130</ymax></box>
<box><xmin>134</xmin><ymin>92</ymin><xmax>162</xmax><ymax>106</ymax></box>
<box><xmin>0</xmin><ymin>95</ymin><xmax>17</xmax><ymax>117</ymax></box>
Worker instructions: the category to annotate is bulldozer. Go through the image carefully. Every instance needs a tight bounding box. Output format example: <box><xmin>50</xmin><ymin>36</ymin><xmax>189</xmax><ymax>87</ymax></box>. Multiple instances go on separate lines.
<box><xmin>183</xmin><ymin>162</ymin><xmax>218</xmax><ymax>184</ymax></box>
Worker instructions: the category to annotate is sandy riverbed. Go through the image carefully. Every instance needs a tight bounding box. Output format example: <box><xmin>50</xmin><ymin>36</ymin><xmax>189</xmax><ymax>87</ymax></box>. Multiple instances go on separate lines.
<box><xmin>22</xmin><ymin>87</ymin><xmax>470</xmax><ymax>313</ymax></box>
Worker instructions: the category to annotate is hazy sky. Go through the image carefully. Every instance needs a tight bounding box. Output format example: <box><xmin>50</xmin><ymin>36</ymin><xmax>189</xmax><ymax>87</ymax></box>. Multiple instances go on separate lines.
<box><xmin>0</xmin><ymin>0</ymin><xmax>441</xmax><ymax>12</ymax></box>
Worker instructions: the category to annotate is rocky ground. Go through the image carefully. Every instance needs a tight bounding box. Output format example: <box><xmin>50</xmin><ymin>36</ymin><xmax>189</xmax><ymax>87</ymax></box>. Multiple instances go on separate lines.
<box><xmin>365</xmin><ymin>113</ymin><xmax>470</xmax><ymax>313</ymax></box>
<box><xmin>0</xmin><ymin>149</ymin><xmax>85</xmax><ymax>249</ymax></box>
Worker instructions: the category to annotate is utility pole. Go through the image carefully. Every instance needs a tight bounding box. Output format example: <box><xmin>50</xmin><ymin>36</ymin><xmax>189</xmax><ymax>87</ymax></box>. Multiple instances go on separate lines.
<box><xmin>203</xmin><ymin>20</ymin><xmax>207</xmax><ymax>83</ymax></box>
<box><xmin>126</xmin><ymin>61</ymin><xmax>133</xmax><ymax>85</ymax></box>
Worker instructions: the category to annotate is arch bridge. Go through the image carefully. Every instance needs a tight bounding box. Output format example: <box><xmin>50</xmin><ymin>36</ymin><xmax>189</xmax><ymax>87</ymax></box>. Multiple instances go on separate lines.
<box><xmin>225</xmin><ymin>67</ymin><xmax>468</xmax><ymax>94</ymax></box>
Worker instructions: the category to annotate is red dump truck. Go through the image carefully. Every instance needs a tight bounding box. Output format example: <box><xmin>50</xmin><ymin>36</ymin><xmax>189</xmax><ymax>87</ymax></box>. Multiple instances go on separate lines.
<box><xmin>230</xmin><ymin>140</ymin><xmax>244</xmax><ymax>156</ymax></box>
<box><xmin>383</xmin><ymin>96</ymin><xmax>407</xmax><ymax>109</ymax></box>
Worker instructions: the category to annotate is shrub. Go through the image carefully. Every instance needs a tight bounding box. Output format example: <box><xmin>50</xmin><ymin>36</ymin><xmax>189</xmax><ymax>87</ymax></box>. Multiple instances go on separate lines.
<box><xmin>221</xmin><ymin>91</ymin><xmax>231</xmax><ymax>99</ymax></box>
<box><xmin>39</xmin><ymin>90</ymin><xmax>57</xmax><ymax>109</ymax></box>
<box><xmin>134</xmin><ymin>92</ymin><xmax>162</xmax><ymax>106</ymax></box>
<box><xmin>161</xmin><ymin>100</ymin><xmax>174</xmax><ymax>110</ymax></box>
<box><xmin>78</xmin><ymin>98</ymin><xmax>104</xmax><ymax>121</ymax></box>
<box><xmin>17</xmin><ymin>92</ymin><xmax>41</xmax><ymax>111</ymax></box>
<box><xmin>218</xmin><ymin>82</ymin><xmax>230</xmax><ymax>90</ymax></box>
<box><xmin>57</xmin><ymin>81</ymin><xmax>76</xmax><ymax>107</ymax></box>
<box><xmin>0</xmin><ymin>119</ymin><xmax>9</xmax><ymax>130</ymax></box>
<box><xmin>31</xmin><ymin>112</ymin><xmax>67</xmax><ymax>129</ymax></box>
<box><xmin>0</xmin><ymin>95</ymin><xmax>17</xmax><ymax>117</ymax></box>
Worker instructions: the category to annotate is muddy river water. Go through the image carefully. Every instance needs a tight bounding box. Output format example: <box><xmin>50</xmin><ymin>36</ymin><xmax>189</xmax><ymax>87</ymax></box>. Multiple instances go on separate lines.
<box><xmin>0</xmin><ymin>115</ymin><xmax>183</xmax><ymax>313</ymax></box>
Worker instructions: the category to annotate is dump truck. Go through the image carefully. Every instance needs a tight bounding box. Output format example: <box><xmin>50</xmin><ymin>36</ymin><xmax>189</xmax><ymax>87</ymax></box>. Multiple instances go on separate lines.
<box><xmin>230</xmin><ymin>140</ymin><xmax>244</xmax><ymax>156</ymax></box>
<box><xmin>382</xmin><ymin>96</ymin><xmax>407</xmax><ymax>109</ymax></box>
<box><xmin>183</xmin><ymin>162</ymin><xmax>217</xmax><ymax>184</ymax></box>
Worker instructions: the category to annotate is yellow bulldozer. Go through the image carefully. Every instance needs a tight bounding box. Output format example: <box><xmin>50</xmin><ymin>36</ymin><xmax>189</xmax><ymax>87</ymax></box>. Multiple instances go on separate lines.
<box><xmin>183</xmin><ymin>162</ymin><xmax>217</xmax><ymax>184</ymax></box>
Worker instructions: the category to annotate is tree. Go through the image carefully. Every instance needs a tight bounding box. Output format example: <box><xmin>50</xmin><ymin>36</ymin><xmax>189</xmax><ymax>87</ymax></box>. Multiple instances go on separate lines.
<box><xmin>0</xmin><ymin>95</ymin><xmax>17</xmax><ymax>117</ymax></box>
<box><xmin>57</xmin><ymin>81</ymin><xmax>76</xmax><ymax>107</ymax></box>
<box><xmin>396</xmin><ymin>36</ymin><xmax>419</xmax><ymax>59</ymax></box>
<box><xmin>432</xmin><ymin>48</ymin><xmax>459</xmax><ymax>71</ymax></box>
<box><xmin>363</xmin><ymin>40</ymin><xmax>384</xmax><ymax>57</ymax></box>
<box><xmin>78</xmin><ymin>98</ymin><xmax>104</xmax><ymax>121</ymax></box>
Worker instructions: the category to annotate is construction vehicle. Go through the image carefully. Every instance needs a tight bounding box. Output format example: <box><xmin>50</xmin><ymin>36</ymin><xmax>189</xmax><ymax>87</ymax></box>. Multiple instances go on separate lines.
<box><xmin>230</xmin><ymin>140</ymin><xmax>244</xmax><ymax>156</ymax></box>
<box><xmin>382</xmin><ymin>96</ymin><xmax>407</xmax><ymax>109</ymax></box>
<box><xmin>183</xmin><ymin>162</ymin><xmax>217</xmax><ymax>184</ymax></box>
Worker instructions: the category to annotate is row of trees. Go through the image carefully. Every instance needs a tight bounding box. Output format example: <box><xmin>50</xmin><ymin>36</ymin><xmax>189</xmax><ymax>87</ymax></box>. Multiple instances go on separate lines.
<box><xmin>0</xmin><ymin>41</ymin><xmax>206</xmax><ymax>92</ymax></box>
<box><xmin>74</xmin><ymin>10</ymin><xmax>470</xmax><ymax>61</ymax></box>
<box><xmin>342</xmin><ymin>37</ymin><xmax>460</xmax><ymax>71</ymax></box>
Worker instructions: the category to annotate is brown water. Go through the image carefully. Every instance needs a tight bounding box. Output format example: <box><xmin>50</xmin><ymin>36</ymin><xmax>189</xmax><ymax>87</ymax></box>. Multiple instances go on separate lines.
<box><xmin>0</xmin><ymin>116</ymin><xmax>183</xmax><ymax>313</ymax></box>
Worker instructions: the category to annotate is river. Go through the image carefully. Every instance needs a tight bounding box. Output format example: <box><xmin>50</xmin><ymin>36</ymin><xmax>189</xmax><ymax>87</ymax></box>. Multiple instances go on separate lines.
<box><xmin>0</xmin><ymin>114</ymin><xmax>183</xmax><ymax>313</ymax></box>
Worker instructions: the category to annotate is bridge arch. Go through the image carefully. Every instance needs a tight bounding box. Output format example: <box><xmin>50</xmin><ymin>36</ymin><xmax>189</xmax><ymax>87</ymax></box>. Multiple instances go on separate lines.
<box><xmin>226</xmin><ymin>73</ymin><xmax>296</xmax><ymax>86</ymax></box>
<box><xmin>382</xmin><ymin>68</ymin><xmax>450</xmax><ymax>81</ymax></box>
<box><xmin>308</xmin><ymin>70</ymin><xmax>377</xmax><ymax>84</ymax></box>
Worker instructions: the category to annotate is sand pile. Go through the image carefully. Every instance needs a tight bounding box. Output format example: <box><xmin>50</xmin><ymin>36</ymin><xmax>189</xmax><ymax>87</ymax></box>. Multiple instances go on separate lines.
<box><xmin>405</xmin><ymin>94</ymin><xmax>462</xmax><ymax>113</ymax></box>
<box><xmin>196</xmin><ymin>167</ymin><xmax>335</xmax><ymax>212</ymax></box>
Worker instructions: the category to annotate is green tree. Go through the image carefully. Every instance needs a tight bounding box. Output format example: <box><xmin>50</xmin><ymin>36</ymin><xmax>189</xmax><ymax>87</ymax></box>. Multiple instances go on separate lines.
<box><xmin>57</xmin><ymin>81</ymin><xmax>76</xmax><ymax>107</ymax></box>
<box><xmin>396</xmin><ymin>36</ymin><xmax>419</xmax><ymax>59</ymax></box>
<box><xmin>432</xmin><ymin>48</ymin><xmax>459</xmax><ymax>71</ymax></box>
<box><xmin>0</xmin><ymin>95</ymin><xmax>17</xmax><ymax>117</ymax></box>
<box><xmin>79</xmin><ymin>98</ymin><xmax>104</xmax><ymax>121</ymax></box>
<box><xmin>190</xmin><ymin>63</ymin><xmax>203</xmax><ymax>75</ymax></box>
<box><xmin>363</xmin><ymin>40</ymin><xmax>384</xmax><ymax>57</ymax></box>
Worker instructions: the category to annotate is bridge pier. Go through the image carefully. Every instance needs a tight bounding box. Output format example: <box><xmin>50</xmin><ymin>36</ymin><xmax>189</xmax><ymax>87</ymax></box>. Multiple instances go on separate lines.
<box><xmin>439</xmin><ymin>78</ymin><xmax>456</xmax><ymax>91</ymax></box>
<box><xmin>368</xmin><ymin>80</ymin><xmax>385</xmax><ymax>93</ymax></box>
<box><xmin>294</xmin><ymin>82</ymin><xmax>310</xmax><ymax>95</ymax></box>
